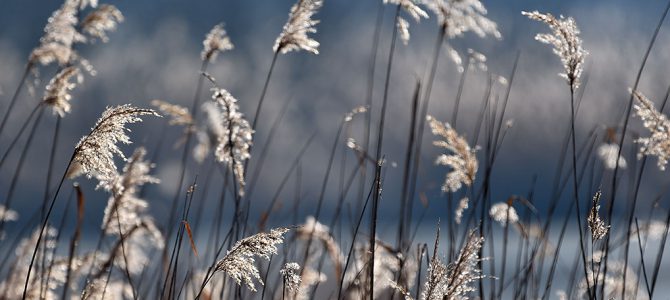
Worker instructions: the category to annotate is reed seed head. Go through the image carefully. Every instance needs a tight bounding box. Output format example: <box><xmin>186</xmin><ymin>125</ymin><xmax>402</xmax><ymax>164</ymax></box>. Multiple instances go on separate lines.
<box><xmin>211</xmin><ymin>87</ymin><xmax>253</xmax><ymax>197</ymax></box>
<box><xmin>280</xmin><ymin>262</ymin><xmax>302</xmax><ymax>293</ymax></box>
<box><xmin>428</xmin><ymin>0</ymin><xmax>501</xmax><ymax>40</ymax></box>
<box><xmin>632</xmin><ymin>89</ymin><xmax>670</xmax><ymax>170</ymax></box>
<box><xmin>81</xmin><ymin>4</ymin><xmax>124</xmax><ymax>43</ymax></box>
<box><xmin>30</xmin><ymin>0</ymin><xmax>85</xmax><ymax>66</ymax></box>
<box><xmin>43</xmin><ymin>66</ymin><xmax>82</xmax><ymax>117</ymax></box>
<box><xmin>523</xmin><ymin>10</ymin><xmax>587</xmax><ymax>90</ymax></box>
<box><xmin>587</xmin><ymin>190</ymin><xmax>609</xmax><ymax>240</ymax></box>
<box><xmin>202</xmin><ymin>23</ymin><xmax>234</xmax><ymax>62</ymax></box>
<box><xmin>215</xmin><ymin>227</ymin><xmax>290</xmax><ymax>291</ymax></box>
<box><xmin>274</xmin><ymin>0</ymin><xmax>323</xmax><ymax>55</ymax></box>
<box><xmin>69</xmin><ymin>105</ymin><xmax>160</xmax><ymax>186</ymax></box>
<box><xmin>427</xmin><ymin>115</ymin><xmax>478</xmax><ymax>192</ymax></box>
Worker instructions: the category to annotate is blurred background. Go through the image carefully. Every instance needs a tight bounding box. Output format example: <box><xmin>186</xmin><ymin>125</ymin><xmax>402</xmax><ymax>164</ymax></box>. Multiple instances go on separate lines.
<box><xmin>1</xmin><ymin>0</ymin><xmax>670</xmax><ymax>269</ymax></box>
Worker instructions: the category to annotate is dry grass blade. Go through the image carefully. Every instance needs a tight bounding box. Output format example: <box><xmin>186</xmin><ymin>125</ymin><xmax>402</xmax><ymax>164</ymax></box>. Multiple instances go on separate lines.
<box><xmin>182</xmin><ymin>220</ymin><xmax>199</xmax><ymax>258</ymax></box>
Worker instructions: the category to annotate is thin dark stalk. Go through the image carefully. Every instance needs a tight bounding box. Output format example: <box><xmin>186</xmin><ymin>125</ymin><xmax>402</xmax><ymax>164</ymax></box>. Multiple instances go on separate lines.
<box><xmin>541</xmin><ymin>130</ymin><xmax>598</xmax><ymax>299</ymax></box>
<box><xmin>368</xmin><ymin>6</ymin><xmax>401</xmax><ymax>298</ymax></box>
<box><xmin>41</xmin><ymin>187</ymin><xmax>74</xmax><ymax>300</ymax></box>
<box><xmin>21</xmin><ymin>151</ymin><xmax>75</xmax><ymax>300</ymax></box>
<box><xmin>0</xmin><ymin>107</ymin><xmax>45</xmax><ymax>236</ymax></box>
<box><xmin>194</xmin><ymin>226</ymin><xmax>234</xmax><ymax>300</ymax></box>
<box><xmin>0</xmin><ymin>63</ymin><xmax>32</xmax><ymax>138</ymax></box>
<box><xmin>61</xmin><ymin>184</ymin><xmax>83</xmax><ymax>300</ymax></box>
<box><xmin>261</xmin><ymin>254</ymin><xmax>274</xmax><ymax>300</ymax></box>
<box><xmin>650</xmin><ymin>206</ymin><xmax>670</xmax><ymax>297</ymax></box>
<box><xmin>173</xmin><ymin>179</ymin><xmax>199</xmax><ymax>299</ymax></box>
<box><xmin>620</xmin><ymin>83</ymin><xmax>670</xmax><ymax>299</ymax></box>
<box><xmin>357</xmin><ymin>0</ymin><xmax>385</xmax><ymax>219</ymax></box>
<box><xmin>242</xmin><ymin>93</ymin><xmax>295</xmax><ymax>237</ymax></box>
<box><xmin>451</xmin><ymin>59</ymin><xmax>468</xmax><ymax>126</ymax></box>
<box><xmin>453</xmin><ymin>77</ymin><xmax>493</xmax><ymax>242</ymax></box>
<box><xmin>251</xmin><ymin>50</ymin><xmax>280</xmax><ymax>132</ymax></box>
<box><xmin>414</xmin><ymin>244</ymin><xmax>426</xmax><ymax>300</ymax></box>
<box><xmin>337</xmin><ymin>173</ymin><xmax>376</xmax><ymax>300</ymax></box>
<box><xmin>398</xmin><ymin>80</ymin><xmax>421</xmax><ymax>251</ymax></box>
<box><xmin>568</xmin><ymin>84</ymin><xmax>592</xmax><ymax>299</ymax></box>
<box><xmin>634</xmin><ymin>218</ymin><xmax>652</xmax><ymax>297</ymax></box>
<box><xmin>406</xmin><ymin>24</ymin><xmax>446</xmax><ymax>240</ymax></box>
<box><xmin>606</xmin><ymin>3</ymin><xmax>670</xmax><ymax>297</ymax></box>
<box><xmin>492</xmin><ymin>52</ymin><xmax>520</xmax><ymax>152</ymax></box>
<box><xmin>534</xmin><ymin>73</ymin><xmax>589</xmax><ymax>289</ymax></box>
<box><xmin>41</xmin><ymin>115</ymin><xmax>61</xmax><ymax>219</ymax></box>
<box><xmin>114</xmin><ymin>196</ymin><xmax>139</xmax><ymax>300</ymax></box>
<box><xmin>0</xmin><ymin>103</ymin><xmax>42</xmax><ymax>170</ymax></box>
<box><xmin>244</xmin><ymin>96</ymin><xmax>294</xmax><ymax>200</ymax></box>
<box><xmin>163</xmin><ymin>60</ymin><xmax>209</xmax><ymax>265</ymax></box>
<box><xmin>498</xmin><ymin>203</ymin><xmax>511</xmax><ymax>298</ymax></box>
<box><xmin>258</xmin><ymin>131</ymin><xmax>317</xmax><ymax>228</ymax></box>
<box><xmin>300</xmin><ymin>121</ymin><xmax>344</xmax><ymax>272</ymax></box>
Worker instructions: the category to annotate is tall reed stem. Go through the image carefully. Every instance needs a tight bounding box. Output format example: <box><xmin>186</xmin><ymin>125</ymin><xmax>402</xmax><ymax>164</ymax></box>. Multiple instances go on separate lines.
<box><xmin>568</xmin><ymin>85</ymin><xmax>592</xmax><ymax>299</ymax></box>
<box><xmin>368</xmin><ymin>5</ymin><xmax>401</xmax><ymax>298</ymax></box>
<box><xmin>0</xmin><ymin>63</ymin><xmax>32</xmax><ymax>139</ymax></box>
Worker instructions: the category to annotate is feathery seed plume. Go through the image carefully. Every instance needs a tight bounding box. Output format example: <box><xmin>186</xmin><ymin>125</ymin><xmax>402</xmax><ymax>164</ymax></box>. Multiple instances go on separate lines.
<box><xmin>489</xmin><ymin>202</ymin><xmax>519</xmax><ymax>227</ymax></box>
<box><xmin>201</xmin><ymin>24</ymin><xmax>234</xmax><ymax>62</ymax></box>
<box><xmin>297</xmin><ymin>267</ymin><xmax>327</xmax><ymax>300</ymax></box>
<box><xmin>467</xmin><ymin>48</ymin><xmax>488</xmax><ymax>72</ymax></box>
<box><xmin>101</xmin><ymin>148</ymin><xmax>160</xmax><ymax>235</ymax></box>
<box><xmin>444</xmin><ymin>229</ymin><xmax>484</xmax><ymax>299</ymax></box>
<box><xmin>0</xmin><ymin>227</ymin><xmax>61</xmax><ymax>300</ymax></box>
<box><xmin>454</xmin><ymin>197</ymin><xmax>469</xmax><ymax>224</ymax></box>
<box><xmin>214</xmin><ymin>227</ymin><xmax>290</xmax><ymax>291</ymax></box>
<box><xmin>427</xmin><ymin>115</ymin><xmax>478</xmax><ymax>192</ymax></box>
<box><xmin>397</xmin><ymin>17</ymin><xmax>411</xmax><ymax>45</ymax></box>
<box><xmin>280</xmin><ymin>262</ymin><xmax>302</xmax><ymax>293</ymax></box>
<box><xmin>43</xmin><ymin>66</ymin><xmax>82</xmax><ymax>117</ymax></box>
<box><xmin>296</xmin><ymin>216</ymin><xmax>344</xmax><ymax>278</ymax></box>
<box><xmin>81</xmin><ymin>4</ymin><xmax>124</xmax><ymax>43</ymax></box>
<box><xmin>629</xmin><ymin>220</ymin><xmax>667</xmax><ymax>241</ymax></box>
<box><xmin>579</xmin><ymin>261</ymin><xmax>637</xmax><ymax>299</ymax></box>
<box><xmin>385</xmin><ymin>0</ymin><xmax>428</xmax><ymax>45</ymax></box>
<box><xmin>79</xmin><ymin>0</ymin><xmax>98</xmax><ymax>9</ymax></box>
<box><xmin>30</xmin><ymin>0</ymin><xmax>85</xmax><ymax>66</ymax></box>
<box><xmin>0</xmin><ymin>205</ymin><xmax>18</xmax><ymax>223</ymax></box>
<box><xmin>632</xmin><ymin>89</ymin><xmax>670</xmax><ymax>170</ymax></box>
<box><xmin>427</xmin><ymin>0</ymin><xmax>501</xmax><ymax>39</ymax></box>
<box><xmin>82</xmin><ymin>278</ymin><xmax>134</xmax><ymax>300</ymax></box>
<box><xmin>445</xmin><ymin>45</ymin><xmax>464</xmax><ymax>72</ymax></box>
<box><xmin>151</xmin><ymin>99</ymin><xmax>193</xmax><ymax>126</ymax></box>
<box><xmin>523</xmin><ymin>11</ymin><xmax>587</xmax><ymax>90</ymax></box>
<box><xmin>385</xmin><ymin>0</ymin><xmax>429</xmax><ymax>22</ymax></box>
<box><xmin>0</xmin><ymin>204</ymin><xmax>18</xmax><ymax>240</ymax></box>
<box><xmin>210</xmin><ymin>87</ymin><xmax>253</xmax><ymax>196</ymax></box>
<box><xmin>344</xmin><ymin>105</ymin><xmax>368</xmax><ymax>122</ymax></box>
<box><xmin>587</xmin><ymin>190</ymin><xmax>609</xmax><ymax>240</ymax></box>
<box><xmin>68</xmin><ymin>105</ymin><xmax>160</xmax><ymax>186</ymax></box>
<box><xmin>422</xmin><ymin>228</ymin><xmax>484</xmax><ymax>300</ymax></box>
<box><xmin>342</xmin><ymin>240</ymin><xmax>416</xmax><ymax>298</ymax></box>
<box><xmin>422</xmin><ymin>227</ymin><xmax>447</xmax><ymax>300</ymax></box>
<box><xmin>192</xmin><ymin>101</ymin><xmax>226</xmax><ymax>163</ymax></box>
<box><xmin>597</xmin><ymin>143</ymin><xmax>627</xmax><ymax>170</ymax></box>
<box><xmin>274</xmin><ymin>0</ymin><xmax>323</xmax><ymax>54</ymax></box>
